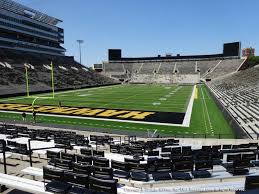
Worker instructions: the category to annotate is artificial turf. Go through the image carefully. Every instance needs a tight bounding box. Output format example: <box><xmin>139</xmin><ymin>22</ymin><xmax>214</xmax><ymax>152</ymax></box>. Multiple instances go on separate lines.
<box><xmin>0</xmin><ymin>84</ymin><xmax>235</xmax><ymax>138</ymax></box>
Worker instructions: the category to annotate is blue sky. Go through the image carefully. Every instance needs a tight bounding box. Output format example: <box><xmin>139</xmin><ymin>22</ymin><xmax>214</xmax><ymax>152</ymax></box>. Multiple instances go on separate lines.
<box><xmin>16</xmin><ymin>0</ymin><xmax>258</xmax><ymax>66</ymax></box>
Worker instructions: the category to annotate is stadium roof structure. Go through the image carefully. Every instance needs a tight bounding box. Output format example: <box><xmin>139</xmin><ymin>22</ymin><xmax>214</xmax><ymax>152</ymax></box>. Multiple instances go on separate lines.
<box><xmin>0</xmin><ymin>0</ymin><xmax>62</xmax><ymax>26</ymax></box>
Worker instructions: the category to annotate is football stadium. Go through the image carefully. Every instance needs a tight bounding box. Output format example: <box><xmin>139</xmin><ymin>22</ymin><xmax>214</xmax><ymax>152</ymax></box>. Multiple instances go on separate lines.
<box><xmin>0</xmin><ymin>0</ymin><xmax>258</xmax><ymax>194</ymax></box>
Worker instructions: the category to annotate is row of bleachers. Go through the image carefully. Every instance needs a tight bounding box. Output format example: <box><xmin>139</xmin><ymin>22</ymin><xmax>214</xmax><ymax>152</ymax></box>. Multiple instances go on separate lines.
<box><xmin>103</xmin><ymin>58</ymin><xmax>244</xmax><ymax>83</ymax></box>
<box><xmin>198</xmin><ymin>60</ymin><xmax>220</xmax><ymax>76</ymax></box>
<box><xmin>205</xmin><ymin>59</ymin><xmax>244</xmax><ymax>79</ymax></box>
<box><xmin>138</xmin><ymin>62</ymin><xmax>160</xmax><ymax>74</ymax></box>
<box><xmin>158</xmin><ymin>62</ymin><xmax>175</xmax><ymax>74</ymax></box>
<box><xmin>208</xmin><ymin>65</ymin><xmax>259</xmax><ymax>139</ymax></box>
<box><xmin>0</xmin><ymin>48</ymin><xmax>117</xmax><ymax>95</ymax></box>
<box><xmin>104</xmin><ymin>62</ymin><xmax>124</xmax><ymax>73</ymax></box>
<box><xmin>176</xmin><ymin>61</ymin><xmax>196</xmax><ymax>74</ymax></box>
<box><xmin>1</xmin><ymin>123</ymin><xmax>259</xmax><ymax>193</ymax></box>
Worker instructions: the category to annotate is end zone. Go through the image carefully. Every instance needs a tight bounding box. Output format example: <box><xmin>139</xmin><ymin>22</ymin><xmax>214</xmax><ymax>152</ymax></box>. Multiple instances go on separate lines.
<box><xmin>0</xmin><ymin>85</ymin><xmax>196</xmax><ymax>127</ymax></box>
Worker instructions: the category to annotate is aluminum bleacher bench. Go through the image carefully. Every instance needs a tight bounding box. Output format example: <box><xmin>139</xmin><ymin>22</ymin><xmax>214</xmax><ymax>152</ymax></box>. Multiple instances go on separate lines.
<box><xmin>0</xmin><ymin>172</ymin><xmax>52</xmax><ymax>194</ymax></box>
<box><xmin>21</xmin><ymin>167</ymin><xmax>43</xmax><ymax>178</ymax></box>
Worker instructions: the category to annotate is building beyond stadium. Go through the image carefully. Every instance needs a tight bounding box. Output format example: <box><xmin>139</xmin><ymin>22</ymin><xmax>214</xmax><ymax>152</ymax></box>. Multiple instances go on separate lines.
<box><xmin>0</xmin><ymin>0</ymin><xmax>65</xmax><ymax>55</ymax></box>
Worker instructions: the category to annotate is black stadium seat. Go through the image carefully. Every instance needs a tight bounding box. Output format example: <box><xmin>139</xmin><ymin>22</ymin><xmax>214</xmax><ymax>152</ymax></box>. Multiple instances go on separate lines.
<box><xmin>128</xmin><ymin>162</ymin><xmax>148</xmax><ymax>172</ymax></box>
<box><xmin>245</xmin><ymin>175</ymin><xmax>259</xmax><ymax>190</ymax></box>
<box><xmin>227</xmin><ymin>160</ymin><xmax>250</xmax><ymax>176</ymax></box>
<box><xmin>47</xmin><ymin>150</ymin><xmax>60</xmax><ymax>160</ymax></box>
<box><xmin>131</xmin><ymin>171</ymin><xmax>149</xmax><ymax>182</ymax></box>
<box><xmin>161</xmin><ymin>147</ymin><xmax>171</xmax><ymax>153</ymax></box>
<box><xmin>242</xmin><ymin>154</ymin><xmax>256</xmax><ymax>162</ymax></box>
<box><xmin>43</xmin><ymin>166</ymin><xmax>71</xmax><ymax>194</ymax></box>
<box><xmin>111</xmin><ymin>160</ymin><xmax>129</xmax><ymax>171</ymax></box>
<box><xmin>173</xmin><ymin>161</ymin><xmax>193</xmax><ymax>172</ymax></box>
<box><xmin>113</xmin><ymin>169</ymin><xmax>130</xmax><ymax>179</ymax></box>
<box><xmin>155</xmin><ymin>158</ymin><xmax>172</xmax><ymax>172</ymax></box>
<box><xmin>147</xmin><ymin>150</ymin><xmax>159</xmax><ymax>157</ymax></box>
<box><xmin>124</xmin><ymin>157</ymin><xmax>142</xmax><ymax>164</ymax></box>
<box><xmin>54</xmin><ymin>158</ymin><xmax>72</xmax><ymax>170</ymax></box>
<box><xmin>93</xmin><ymin>157</ymin><xmax>109</xmax><ymax>167</ymax></box>
<box><xmin>72</xmin><ymin>163</ymin><xmax>92</xmax><ymax>175</ymax></box>
<box><xmin>92</xmin><ymin>166</ymin><xmax>113</xmax><ymax>177</ymax></box>
<box><xmin>171</xmin><ymin>147</ymin><xmax>181</xmax><ymax>156</ymax></box>
<box><xmin>152</xmin><ymin>172</ymin><xmax>171</xmax><ymax>181</ymax></box>
<box><xmin>227</xmin><ymin>154</ymin><xmax>242</xmax><ymax>162</ymax></box>
<box><xmin>76</xmin><ymin>155</ymin><xmax>92</xmax><ymax>165</ymax></box>
<box><xmin>61</xmin><ymin>152</ymin><xmax>75</xmax><ymax>161</ymax></box>
<box><xmin>192</xmin><ymin>160</ymin><xmax>213</xmax><ymax>178</ymax></box>
<box><xmin>64</xmin><ymin>171</ymin><xmax>89</xmax><ymax>189</ymax></box>
<box><xmin>236</xmin><ymin>188</ymin><xmax>259</xmax><ymax>194</ymax></box>
<box><xmin>171</xmin><ymin>172</ymin><xmax>192</xmax><ymax>180</ymax></box>
<box><xmin>93</xmin><ymin>150</ymin><xmax>104</xmax><ymax>157</ymax></box>
<box><xmin>111</xmin><ymin>160</ymin><xmax>130</xmax><ymax>179</ymax></box>
<box><xmin>89</xmin><ymin>176</ymin><xmax>117</xmax><ymax>194</ymax></box>
<box><xmin>80</xmin><ymin>148</ymin><xmax>92</xmax><ymax>156</ymax></box>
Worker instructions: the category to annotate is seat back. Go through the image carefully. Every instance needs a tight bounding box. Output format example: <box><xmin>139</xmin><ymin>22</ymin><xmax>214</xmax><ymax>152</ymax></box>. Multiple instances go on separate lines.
<box><xmin>173</xmin><ymin>161</ymin><xmax>193</xmax><ymax>172</ymax></box>
<box><xmin>72</xmin><ymin>162</ymin><xmax>92</xmax><ymax>175</ymax></box>
<box><xmin>128</xmin><ymin>162</ymin><xmax>147</xmax><ymax>172</ymax></box>
<box><xmin>93</xmin><ymin>157</ymin><xmax>109</xmax><ymax>167</ymax></box>
<box><xmin>222</xmin><ymin>145</ymin><xmax>232</xmax><ymax>149</ymax></box>
<box><xmin>111</xmin><ymin>160</ymin><xmax>129</xmax><ymax>171</ymax></box>
<box><xmin>161</xmin><ymin>147</ymin><xmax>171</xmax><ymax>153</ymax></box>
<box><xmin>242</xmin><ymin>154</ymin><xmax>256</xmax><ymax>161</ymax></box>
<box><xmin>76</xmin><ymin>155</ymin><xmax>92</xmax><ymax>165</ymax></box>
<box><xmin>195</xmin><ymin>160</ymin><xmax>213</xmax><ymax>171</ymax></box>
<box><xmin>212</xmin><ymin>145</ymin><xmax>221</xmax><ymax>151</ymax></box>
<box><xmin>245</xmin><ymin>175</ymin><xmax>259</xmax><ymax>190</ymax></box>
<box><xmin>171</xmin><ymin>147</ymin><xmax>181</xmax><ymax>156</ymax></box>
<box><xmin>61</xmin><ymin>152</ymin><xmax>75</xmax><ymax>161</ymax></box>
<box><xmin>147</xmin><ymin>150</ymin><xmax>159</xmax><ymax>157</ymax></box>
<box><xmin>80</xmin><ymin>148</ymin><xmax>92</xmax><ymax>156</ymax></box>
<box><xmin>43</xmin><ymin>166</ymin><xmax>64</xmax><ymax>182</ymax></box>
<box><xmin>54</xmin><ymin>158</ymin><xmax>72</xmax><ymax>170</ymax></box>
<box><xmin>92</xmin><ymin>166</ymin><xmax>113</xmax><ymax>177</ymax></box>
<box><xmin>182</xmin><ymin>146</ymin><xmax>192</xmax><ymax>156</ymax></box>
<box><xmin>93</xmin><ymin>150</ymin><xmax>104</xmax><ymax>157</ymax></box>
<box><xmin>110</xmin><ymin>145</ymin><xmax>120</xmax><ymax>153</ymax></box>
<box><xmin>233</xmin><ymin>160</ymin><xmax>250</xmax><ymax>169</ymax></box>
<box><xmin>155</xmin><ymin>158</ymin><xmax>172</xmax><ymax>171</ymax></box>
<box><xmin>125</xmin><ymin>157</ymin><xmax>141</xmax><ymax>164</ymax></box>
<box><xmin>89</xmin><ymin>176</ymin><xmax>117</xmax><ymax>194</ymax></box>
<box><xmin>47</xmin><ymin>150</ymin><xmax>60</xmax><ymax>160</ymax></box>
<box><xmin>64</xmin><ymin>171</ymin><xmax>89</xmax><ymax>189</ymax></box>
<box><xmin>227</xmin><ymin>154</ymin><xmax>241</xmax><ymax>162</ymax></box>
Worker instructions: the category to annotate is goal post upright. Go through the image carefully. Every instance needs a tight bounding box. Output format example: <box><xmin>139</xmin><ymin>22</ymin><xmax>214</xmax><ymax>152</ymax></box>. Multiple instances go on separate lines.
<box><xmin>25</xmin><ymin>61</ymin><xmax>55</xmax><ymax>99</ymax></box>
<box><xmin>25</xmin><ymin>63</ymin><xmax>30</xmax><ymax>97</ymax></box>
<box><xmin>51</xmin><ymin>61</ymin><xmax>55</xmax><ymax>98</ymax></box>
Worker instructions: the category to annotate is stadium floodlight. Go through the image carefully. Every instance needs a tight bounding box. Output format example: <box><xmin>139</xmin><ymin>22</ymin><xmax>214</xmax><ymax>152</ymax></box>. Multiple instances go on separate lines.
<box><xmin>77</xmin><ymin>40</ymin><xmax>84</xmax><ymax>65</ymax></box>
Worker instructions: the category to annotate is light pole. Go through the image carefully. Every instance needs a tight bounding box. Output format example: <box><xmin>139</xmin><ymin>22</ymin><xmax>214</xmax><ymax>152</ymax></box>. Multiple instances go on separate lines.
<box><xmin>77</xmin><ymin>40</ymin><xmax>84</xmax><ymax>64</ymax></box>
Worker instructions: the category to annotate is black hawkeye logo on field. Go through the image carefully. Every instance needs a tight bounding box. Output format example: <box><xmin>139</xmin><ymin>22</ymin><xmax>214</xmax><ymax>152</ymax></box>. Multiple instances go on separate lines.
<box><xmin>0</xmin><ymin>103</ymin><xmax>185</xmax><ymax>124</ymax></box>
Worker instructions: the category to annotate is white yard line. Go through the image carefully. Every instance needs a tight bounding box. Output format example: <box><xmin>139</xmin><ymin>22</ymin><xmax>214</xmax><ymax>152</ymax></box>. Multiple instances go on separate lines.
<box><xmin>201</xmin><ymin>87</ymin><xmax>208</xmax><ymax>133</ymax></box>
<box><xmin>201</xmin><ymin>86</ymin><xmax>214</xmax><ymax>133</ymax></box>
<box><xmin>0</xmin><ymin>96</ymin><xmax>28</xmax><ymax>102</ymax></box>
<box><xmin>182</xmin><ymin>85</ymin><xmax>196</xmax><ymax>127</ymax></box>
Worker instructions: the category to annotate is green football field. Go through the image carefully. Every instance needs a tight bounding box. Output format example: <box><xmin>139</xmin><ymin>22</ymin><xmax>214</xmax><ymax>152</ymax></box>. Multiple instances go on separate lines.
<box><xmin>1</xmin><ymin>84</ymin><xmax>192</xmax><ymax>112</ymax></box>
<box><xmin>0</xmin><ymin>84</ymin><xmax>235</xmax><ymax>138</ymax></box>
